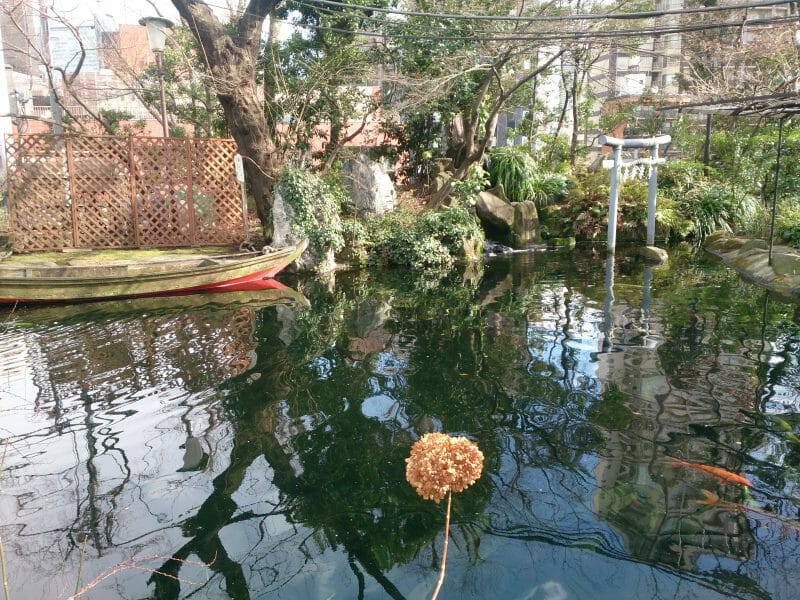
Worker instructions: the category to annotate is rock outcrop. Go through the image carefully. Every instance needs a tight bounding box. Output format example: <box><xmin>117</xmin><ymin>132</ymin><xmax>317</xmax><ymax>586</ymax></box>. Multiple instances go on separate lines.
<box><xmin>273</xmin><ymin>189</ymin><xmax>337</xmax><ymax>273</ymax></box>
<box><xmin>342</xmin><ymin>154</ymin><xmax>396</xmax><ymax>217</ymax></box>
<box><xmin>475</xmin><ymin>185</ymin><xmax>540</xmax><ymax>248</ymax></box>
<box><xmin>704</xmin><ymin>231</ymin><xmax>800</xmax><ymax>298</ymax></box>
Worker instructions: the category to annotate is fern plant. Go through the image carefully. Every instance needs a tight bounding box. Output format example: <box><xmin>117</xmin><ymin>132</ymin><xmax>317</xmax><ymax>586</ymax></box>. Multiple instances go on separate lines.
<box><xmin>488</xmin><ymin>146</ymin><xmax>539</xmax><ymax>202</ymax></box>
<box><xmin>488</xmin><ymin>146</ymin><xmax>568</xmax><ymax>206</ymax></box>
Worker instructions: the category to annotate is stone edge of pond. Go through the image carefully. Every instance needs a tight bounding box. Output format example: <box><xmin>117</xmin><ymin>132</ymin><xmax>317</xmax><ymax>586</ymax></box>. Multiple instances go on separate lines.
<box><xmin>704</xmin><ymin>232</ymin><xmax>800</xmax><ymax>300</ymax></box>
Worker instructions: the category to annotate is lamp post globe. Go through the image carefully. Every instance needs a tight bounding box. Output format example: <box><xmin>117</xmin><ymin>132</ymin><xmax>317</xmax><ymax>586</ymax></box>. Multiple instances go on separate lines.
<box><xmin>139</xmin><ymin>16</ymin><xmax>174</xmax><ymax>137</ymax></box>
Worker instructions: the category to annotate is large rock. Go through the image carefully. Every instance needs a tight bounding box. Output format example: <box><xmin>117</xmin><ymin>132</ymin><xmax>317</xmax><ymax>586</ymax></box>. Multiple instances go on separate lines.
<box><xmin>771</xmin><ymin>252</ymin><xmax>800</xmax><ymax>277</ymax></box>
<box><xmin>476</xmin><ymin>189</ymin><xmax>514</xmax><ymax>231</ymax></box>
<box><xmin>512</xmin><ymin>201</ymin><xmax>540</xmax><ymax>247</ymax></box>
<box><xmin>639</xmin><ymin>245</ymin><xmax>669</xmax><ymax>264</ymax></box>
<box><xmin>342</xmin><ymin>154</ymin><xmax>396</xmax><ymax>217</ymax></box>
<box><xmin>475</xmin><ymin>188</ymin><xmax>540</xmax><ymax>248</ymax></box>
<box><xmin>740</xmin><ymin>238</ymin><xmax>768</xmax><ymax>252</ymax></box>
<box><xmin>704</xmin><ymin>231</ymin><xmax>748</xmax><ymax>252</ymax></box>
<box><xmin>273</xmin><ymin>189</ymin><xmax>337</xmax><ymax>273</ymax></box>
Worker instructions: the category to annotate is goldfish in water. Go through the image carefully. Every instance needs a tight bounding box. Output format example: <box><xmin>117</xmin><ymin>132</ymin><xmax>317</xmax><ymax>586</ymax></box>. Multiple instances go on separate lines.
<box><xmin>696</xmin><ymin>489</ymin><xmax>800</xmax><ymax>533</ymax></box>
<box><xmin>667</xmin><ymin>456</ymin><xmax>752</xmax><ymax>487</ymax></box>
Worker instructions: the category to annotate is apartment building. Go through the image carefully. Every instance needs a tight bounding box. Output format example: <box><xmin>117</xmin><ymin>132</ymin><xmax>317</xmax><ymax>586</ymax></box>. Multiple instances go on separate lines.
<box><xmin>0</xmin><ymin>3</ymin><xmax>158</xmax><ymax>134</ymax></box>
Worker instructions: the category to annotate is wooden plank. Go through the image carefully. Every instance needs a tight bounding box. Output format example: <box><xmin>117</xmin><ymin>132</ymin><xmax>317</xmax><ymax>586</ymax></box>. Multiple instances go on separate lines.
<box><xmin>185</xmin><ymin>138</ymin><xmax>197</xmax><ymax>246</ymax></box>
<box><xmin>129</xmin><ymin>136</ymin><xmax>141</xmax><ymax>247</ymax></box>
<box><xmin>65</xmin><ymin>136</ymin><xmax>80</xmax><ymax>248</ymax></box>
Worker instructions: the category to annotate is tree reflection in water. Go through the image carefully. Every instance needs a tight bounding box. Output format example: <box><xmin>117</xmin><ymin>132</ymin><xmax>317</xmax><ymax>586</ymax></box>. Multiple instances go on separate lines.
<box><xmin>1</xmin><ymin>249</ymin><xmax>800</xmax><ymax>599</ymax></box>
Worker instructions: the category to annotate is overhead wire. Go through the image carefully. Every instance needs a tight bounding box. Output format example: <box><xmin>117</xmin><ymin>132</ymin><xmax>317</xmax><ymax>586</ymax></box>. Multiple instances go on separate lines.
<box><xmin>269</xmin><ymin>13</ymin><xmax>800</xmax><ymax>43</ymax></box>
<box><xmin>195</xmin><ymin>0</ymin><xmax>800</xmax><ymax>45</ymax></box>
<box><xmin>298</xmin><ymin>0</ymin><xmax>796</xmax><ymax>22</ymax></box>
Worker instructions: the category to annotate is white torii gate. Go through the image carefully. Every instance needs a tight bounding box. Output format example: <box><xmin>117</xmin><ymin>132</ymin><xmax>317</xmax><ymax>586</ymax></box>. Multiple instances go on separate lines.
<box><xmin>599</xmin><ymin>134</ymin><xmax>671</xmax><ymax>252</ymax></box>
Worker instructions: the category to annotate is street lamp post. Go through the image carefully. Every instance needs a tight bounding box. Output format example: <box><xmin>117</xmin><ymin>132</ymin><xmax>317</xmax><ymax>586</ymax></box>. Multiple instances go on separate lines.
<box><xmin>139</xmin><ymin>16</ymin><xmax>174</xmax><ymax>138</ymax></box>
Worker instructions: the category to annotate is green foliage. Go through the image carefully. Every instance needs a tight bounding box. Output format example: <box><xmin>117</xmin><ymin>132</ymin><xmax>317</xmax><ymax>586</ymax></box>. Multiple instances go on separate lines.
<box><xmin>668</xmin><ymin>118</ymin><xmax>800</xmax><ymax>206</ymax></box>
<box><xmin>487</xmin><ymin>146</ymin><xmax>568</xmax><ymax>206</ymax></box>
<box><xmin>276</xmin><ymin>167</ymin><xmax>344</xmax><ymax>258</ymax></box>
<box><xmin>542</xmin><ymin>172</ymin><xmax>659</xmax><ymax>241</ymax></box>
<box><xmin>98</xmin><ymin>109</ymin><xmax>140</xmax><ymax>135</ymax></box>
<box><xmin>368</xmin><ymin>206</ymin><xmax>484</xmax><ymax>270</ymax></box>
<box><xmin>774</xmin><ymin>199</ymin><xmax>800</xmax><ymax>247</ymax></box>
<box><xmin>265</xmin><ymin>1</ymin><xmax>382</xmax><ymax>163</ymax></box>
<box><xmin>598</xmin><ymin>105</ymin><xmax>634</xmax><ymax>134</ymax></box>
<box><xmin>450</xmin><ymin>164</ymin><xmax>489</xmax><ymax>207</ymax></box>
<box><xmin>488</xmin><ymin>146</ymin><xmax>538</xmax><ymax>202</ymax></box>
<box><xmin>658</xmin><ymin>160</ymin><xmax>710</xmax><ymax>195</ymax></box>
<box><xmin>527</xmin><ymin>172</ymin><xmax>570</xmax><ymax>206</ymax></box>
<box><xmin>536</xmin><ymin>134</ymin><xmax>571</xmax><ymax>173</ymax></box>
<box><xmin>676</xmin><ymin>183</ymin><xmax>762</xmax><ymax>241</ymax></box>
<box><xmin>416</xmin><ymin>205</ymin><xmax>484</xmax><ymax>255</ymax></box>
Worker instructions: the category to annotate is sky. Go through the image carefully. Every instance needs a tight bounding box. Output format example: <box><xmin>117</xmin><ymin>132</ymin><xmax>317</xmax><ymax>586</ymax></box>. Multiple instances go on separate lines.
<box><xmin>50</xmin><ymin>0</ymin><xmax>292</xmax><ymax>39</ymax></box>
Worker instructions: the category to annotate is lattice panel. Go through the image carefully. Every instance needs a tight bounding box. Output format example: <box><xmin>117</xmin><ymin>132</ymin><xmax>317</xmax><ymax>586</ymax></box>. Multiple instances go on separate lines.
<box><xmin>6</xmin><ymin>134</ymin><xmax>245</xmax><ymax>252</ymax></box>
<box><xmin>191</xmin><ymin>139</ymin><xmax>244</xmax><ymax>244</ymax></box>
<box><xmin>70</xmin><ymin>136</ymin><xmax>135</xmax><ymax>248</ymax></box>
<box><xmin>132</xmin><ymin>138</ymin><xmax>193</xmax><ymax>247</ymax></box>
<box><xmin>7</xmin><ymin>135</ymin><xmax>73</xmax><ymax>251</ymax></box>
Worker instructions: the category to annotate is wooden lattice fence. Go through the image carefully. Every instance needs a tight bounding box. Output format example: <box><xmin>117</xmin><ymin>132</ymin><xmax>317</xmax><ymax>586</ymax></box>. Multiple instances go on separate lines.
<box><xmin>6</xmin><ymin>134</ymin><xmax>246</xmax><ymax>252</ymax></box>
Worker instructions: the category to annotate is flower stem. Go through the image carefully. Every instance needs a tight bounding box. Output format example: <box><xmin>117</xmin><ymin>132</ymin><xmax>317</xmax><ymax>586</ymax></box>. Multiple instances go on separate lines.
<box><xmin>431</xmin><ymin>490</ymin><xmax>452</xmax><ymax>600</ymax></box>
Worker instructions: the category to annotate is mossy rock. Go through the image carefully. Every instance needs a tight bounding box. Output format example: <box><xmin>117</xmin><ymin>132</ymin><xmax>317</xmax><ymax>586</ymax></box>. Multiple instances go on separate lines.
<box><xmin>740</xmin><ymin>239</ymin><xmax>768</xmax><ymax>252</ymax></box>
<box><xmin>638</xmin><ymin>246</ymin><xmax>668</xmax><ymax>264</ymax></box>
<box><xmin>771</xmin><ymin>252</ymin><xmax>800</xmax><ymax>277</ymax></box>
<box><xmin>705</xmin><ymin>235</ymin><xmax>747</xmax><ymax>252</ymax></box>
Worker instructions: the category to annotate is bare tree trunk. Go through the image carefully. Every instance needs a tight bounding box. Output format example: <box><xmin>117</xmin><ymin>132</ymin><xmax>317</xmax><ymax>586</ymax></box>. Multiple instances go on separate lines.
<box><xmin>569</xmin><ymin>56</ymin><xmax>580</xmax><ymax>165</ymax></box>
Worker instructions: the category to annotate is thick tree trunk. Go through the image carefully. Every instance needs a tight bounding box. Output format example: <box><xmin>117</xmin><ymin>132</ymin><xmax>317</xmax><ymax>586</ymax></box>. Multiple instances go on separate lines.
<box><xmin>212</xmin><ymin>50</ymin><xmax>279</xmax><ymax>231</ymax></box>
<box><xmin>171</xmin><ymin>0</ymin><xmax>281</xmax><ymax>234</ymax></box>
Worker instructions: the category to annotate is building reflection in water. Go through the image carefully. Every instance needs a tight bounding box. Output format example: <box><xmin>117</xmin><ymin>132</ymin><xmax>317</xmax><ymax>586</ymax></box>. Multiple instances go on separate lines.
<box><xmin>592</xmin><ymin>253</ymin><xmax>755</xmax><ymax>568</ymax></box>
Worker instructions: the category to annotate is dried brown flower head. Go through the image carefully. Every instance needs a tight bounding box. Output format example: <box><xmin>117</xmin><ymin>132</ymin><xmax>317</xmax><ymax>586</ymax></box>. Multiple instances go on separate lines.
<box><xmin>405</xmin><ymin>433</ymin><xmax>484</xmax><ymax>503</ymax></box>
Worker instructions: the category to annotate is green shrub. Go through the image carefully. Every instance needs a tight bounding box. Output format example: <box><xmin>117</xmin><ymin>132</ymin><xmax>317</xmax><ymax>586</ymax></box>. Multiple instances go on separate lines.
<box><xmin>276</xmin><ymin>166</ymin><xmax>344</xmax><ymax>256</ymax></box>
<box><xmin>450</xmin><ymin>163</ymin><xmax>489</xmax><ymax>207</ymax></box>
<box><xmin>774</xmin><ymin>199</ymin><xmax>800</xmax><ymax>247</ymax></box>
<box><xmin>541</xmin><ymin>171</ymin><xmax>675</xmax><ymax>241</ymax></box>
<box><xmin>678</xmin><ymin>182</ymin><xmax>762</xmax><ymax>241</ymax></box>
<box><xmin>527</xmin><ymin>172</ymin><xmax>570</xmax><ymax>206</ymax></box>
<box><xmin>659</xmin><ymin>160</ymin><xmax>710</xmax><ymax>195</ymax></box>
<box><xmin>368</xmin><ymin>206</ymin><xmax>484</xmax><ymax>270</ymax></box>
<box><xmin>536</xmin><ymin>134</ymin><xmax>571</xmax><ymax>173</ymax></box>
<box><xmin>416</xmin><ymin>205</ymin><xmax>483</xmax><ymax>255</ymax></box>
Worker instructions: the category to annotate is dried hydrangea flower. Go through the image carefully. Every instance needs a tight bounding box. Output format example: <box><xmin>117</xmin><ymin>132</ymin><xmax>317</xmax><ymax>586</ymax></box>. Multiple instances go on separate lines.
<box><xmin>405</xmin><ymin>432</ymin><xmax>484</xmax><ymax>503</ymax></box>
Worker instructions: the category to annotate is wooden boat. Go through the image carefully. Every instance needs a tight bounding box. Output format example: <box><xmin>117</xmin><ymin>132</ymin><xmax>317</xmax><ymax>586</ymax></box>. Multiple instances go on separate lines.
<box><xmin>0</xmin><ymin>241</ymin><xmax>306</xmax><ymax>304</ymax></box>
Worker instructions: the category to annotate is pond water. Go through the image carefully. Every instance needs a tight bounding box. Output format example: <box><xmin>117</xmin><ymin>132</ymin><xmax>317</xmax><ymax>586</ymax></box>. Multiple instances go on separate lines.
<box><xmin>1</xmin><ymin>247</ymin><xmax>800</xmax><ymax>600</ymax></box>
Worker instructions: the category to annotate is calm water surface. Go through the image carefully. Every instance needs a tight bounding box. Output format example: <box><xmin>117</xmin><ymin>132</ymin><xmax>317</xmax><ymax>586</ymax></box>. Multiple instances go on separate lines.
<box><xmin>2</xmin><ymin>247</ymin><xmax>800</xmax><ymax>599</ymax></box>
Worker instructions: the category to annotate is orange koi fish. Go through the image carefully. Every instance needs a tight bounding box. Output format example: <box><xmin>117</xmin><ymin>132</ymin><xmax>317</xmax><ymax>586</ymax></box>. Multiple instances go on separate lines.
<box><xmin>696</xmin><ymin>489</ymin><xmax>800</xmax><ymax>532</ymax></box>
<box><xmin>668</xmin><ymin>457</ymin><xmax>752</xmax><ymax>487</ymax></box>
